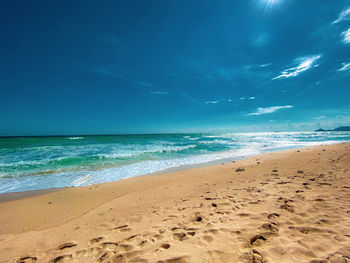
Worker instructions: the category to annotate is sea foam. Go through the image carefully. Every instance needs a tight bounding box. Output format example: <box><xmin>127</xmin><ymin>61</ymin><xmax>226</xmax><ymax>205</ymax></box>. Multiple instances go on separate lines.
<box><xmin>0</xmin><ymin>132</ymin><xmax>349</xmax><ymax>193</ymax></box>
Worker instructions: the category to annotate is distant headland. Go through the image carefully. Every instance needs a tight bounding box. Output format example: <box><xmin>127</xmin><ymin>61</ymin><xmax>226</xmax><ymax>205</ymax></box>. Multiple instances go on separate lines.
<box><xmin>315</xmin><ymin>126</ymin><xmax>350</xmax><ymax>132</ymax></box>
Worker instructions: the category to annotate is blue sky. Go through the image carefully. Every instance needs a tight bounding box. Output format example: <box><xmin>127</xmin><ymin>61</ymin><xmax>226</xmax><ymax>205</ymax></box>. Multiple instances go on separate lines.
<box><xmin>1</xmin><ymin>0</ymin><xmax>350</xmax><ymax>135</ymax></box>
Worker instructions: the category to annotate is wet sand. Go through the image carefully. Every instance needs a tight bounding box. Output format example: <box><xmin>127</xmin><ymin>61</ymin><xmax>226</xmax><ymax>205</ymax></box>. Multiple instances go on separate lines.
<box><xmin>0</xmin><ymin>143</ymin><xmax>349</xmax><ymax>263</ymax></box>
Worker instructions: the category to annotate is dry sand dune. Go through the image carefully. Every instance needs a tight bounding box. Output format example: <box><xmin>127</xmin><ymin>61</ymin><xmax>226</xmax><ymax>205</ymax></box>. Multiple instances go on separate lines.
<box><xmin>0</xmin><ymin>143</ymin><xmax>350</xmax><ymax>263</ymax></box>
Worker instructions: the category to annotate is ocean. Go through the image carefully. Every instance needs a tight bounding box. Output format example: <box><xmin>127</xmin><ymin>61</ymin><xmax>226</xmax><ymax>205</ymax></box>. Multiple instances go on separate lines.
<box><xmin>0</xmin><ymin>132</ymin><xmax>349</xmax><ymax>194</ymax></box>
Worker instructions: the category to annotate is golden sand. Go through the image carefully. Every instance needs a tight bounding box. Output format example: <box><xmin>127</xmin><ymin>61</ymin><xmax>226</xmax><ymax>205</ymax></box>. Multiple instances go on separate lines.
<box><xmin>0</xmin><ymin>143</ymin><xmax>349</xmax><ymax>263</ymax></box>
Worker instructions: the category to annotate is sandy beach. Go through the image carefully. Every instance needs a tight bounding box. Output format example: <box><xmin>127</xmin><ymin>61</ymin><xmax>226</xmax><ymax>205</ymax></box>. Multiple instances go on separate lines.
<box><xmin>0</xmin><ymin>143</ymin><xmax>349</xmax><ymax>263</ymax></box>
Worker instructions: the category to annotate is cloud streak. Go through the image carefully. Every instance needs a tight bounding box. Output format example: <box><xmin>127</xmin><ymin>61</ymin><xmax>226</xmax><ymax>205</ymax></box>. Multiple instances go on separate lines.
<box><xmin>205</xmin><ymin>100</ymin><xmax>219</xmax><ymax>104</ymax></box>
<box><xmin>93</xmin><ymin>69</ymin><xmax>155</xmax><ymax>88</ymax></box>
<box><xmin>204</xmin><ymin>98</ymin><xmax>233</xmax><ymax>104</ymax></box>
<box><xmin>272</xmin><ymin>55</ymin><xmax>321</xmax><ymax>80</ymax></box>
<box><xmin>333</xmin><ymin>7</ymin><xmax>350</xmax><ymax>24</ymax></box>
<box><xmin>240</xmin><ymin>96</ymin><xmax>256</xmax><ymax>100</ymax></box>
<box><xmin>260</xmin><ymin>63</ymin><xmax>272</xmax><ymax>68</ymax></box>
<box><xmin>337</xmin><ymin>63</ymin><xmax>350</xmax><ymax>72</ymax></box>
<box><xmin>341</xmin><ymin>28</ymin><xmax>350</xmax><ymax>44</ymax></box>
<box><xmin>149</xmin><ymin>91</ymin><xmax>169</xmax><ymax>95</ymax></box>
<box><xmin>248</xmin><ymin>105</ymin><xmax>293</xmax><ymax>116</ymax></box>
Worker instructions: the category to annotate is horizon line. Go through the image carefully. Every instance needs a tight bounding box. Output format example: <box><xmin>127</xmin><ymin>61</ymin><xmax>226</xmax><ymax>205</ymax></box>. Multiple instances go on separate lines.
<box><xmin>0</xmin><ymin>129</ymin><xmax>344</xmax><ymax>138</ymax></box>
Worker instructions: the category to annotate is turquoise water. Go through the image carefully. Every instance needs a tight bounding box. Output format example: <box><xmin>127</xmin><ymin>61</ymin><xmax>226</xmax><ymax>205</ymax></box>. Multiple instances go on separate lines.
<box><xmin>0</xmin><ymin>132</ymin><xmax>349</xmax><ymax>193</ymax></box>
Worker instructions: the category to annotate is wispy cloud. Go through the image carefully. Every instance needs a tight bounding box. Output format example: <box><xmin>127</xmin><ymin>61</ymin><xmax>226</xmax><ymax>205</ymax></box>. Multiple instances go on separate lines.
<box><xmin>149</xmin><ymin>91</ymin><xmax>169</xmax><ymax>95</ymax></box>
<box><xmin>272</xmin><ymin>55</ymin><xmax>321</xmax><ymax>80</ymax></box>
<box><xmin>245</xmin><ymin>63</ymin><xmax>271</xmax><ymax>70</ymax></box>
<box><xmin>240</xmin><ymin>97</ymin><xmax>256</xmax><ymax>100</ymax></box>
<box><xmin>205</xmin><ymin>100</ymin><xmax>219</xmax><ymax>104</ymax></box>
<box><xmin>260</xmin><ymin>63</ymin><xmax>272</xmax><ymax>68</ymax></box>
<box><xmin>251</xmin><ymin>33</ymin><xmax>269</xmax><ymax>47</ymax></box>
<box><xmin>332</xmin><ymin>7</ymin><xmax>350</xmax><ymax>24</ymax></box>
<box><xmin>93</xmin><ymin>69</ymin><xmax>155</xmax><ymax>88</ymax></box>
<box><xmin>341</xmin><ymin>28</ymin><xmax>350</xmax><ymax>44</ymax></box>
<box><xmin>204</xmin><ymin>98</ymin><xmax>232</xmax><ymax>104</ymax></box>
<box><xmin>248</xmin><ymin>105</ymin><xmax>293</xmax><ymax>116</ymax></box>
<box><xmin>337</xmin><ymin>62</ymin><xmax>350</xmax><ymax>72</ymax></box>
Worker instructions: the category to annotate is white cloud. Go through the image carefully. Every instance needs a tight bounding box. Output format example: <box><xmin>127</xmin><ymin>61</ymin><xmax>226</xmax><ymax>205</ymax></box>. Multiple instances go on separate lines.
<box><xmin>260</xmin><ymin>63</ymin><xmax>272</xmax><ymax>68</ymax></box>
<box><xmin>337</xmin><ymin>62</ymin><xmax>350</xmax><ymax>72</ymax></box>
<box><xmin>341</xmin><ymin>28</ymin><xmax>350</xmax><ymax>44</ymax></box>
<box><xmin>248</xmin><ymin>105</ymin><xmax>293</xmax><ymax>116</ymax></box>
<box><xmin>204</xmin><ymin>98</ymin><xmax>232</xmax><ymax>104</ymax></box>
<box><xmin>240</xmin><ymin>97</ymin><xmax>255</xmax><ymax>100</ymax></box>
<box><xmin>205</xmin><ymin>100</ymin><xmax>219</xmax><ymax>104</ymax></box>
<box><xmin>272</xmin><ymin>55</ymin><xmax>322</xmax><ymax>80</ymax></box>
<box><xmin>149</xmin><ymin>91</ymin><xmax>168</xmax><ymax>95</ymax></box>
<box><xmin>333</xmin><ymin>7</ymin><xmax>350</xmax><ymax>24</ymax></box>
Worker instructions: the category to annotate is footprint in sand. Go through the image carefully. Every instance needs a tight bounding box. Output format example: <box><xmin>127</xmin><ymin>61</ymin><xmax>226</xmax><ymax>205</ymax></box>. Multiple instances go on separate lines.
<box><xmin>157</xmin><ymin>256</ymin><xmax>190</xmax><ymax>263</ymax></box>
<box><xmin>250</xmin><ymin>235</ymin><xmax>267</xmax><ymax>246</ymax></box>
<box><xmin>280</xmin><ymin>203</ymin><xmax>294</xmax><ymax>212</ymax></box>
<box><xmin>173</xmin><ymin>230</ymin><xmax>196</xmax><ymax>241</ymax></box>
<box><xmin>238</xmin><ymin>213</ymin><xmax>251</xmax><ymax>217</ymax></box>
<box><xmin>193</xmin><ymin>215</ymin><xmax>203</xmax><ymax>223</ymax></box>
<box><xmin>278</xmin><ymin>198</ymin><xmax>295</xmax><ymax>213</ymax></box>
<box><xmin>261</xmin><ymin>222</ymin><xmax>279</xmax><ymax>232</ymax></box>
<box><xmin>187</xmin><ymin>231</ymin><xmax>196</xmax><ymax>237</ymax></box>
<box><xmin>124</xmin><ymin>234</ymin><xmax>140</xmax><ymax>242</ymax></box>
<box><xmin>89</xmin><ymin>236</ymin><xmax>104</xmax><ymax>244</ymax></box>
<box><xmin>119</xmin><ymin>244</ymin><xmax>134</xmax><ymax>252</ymax></box>
<box><xmin>88</xmin><ymin>246</ymin><xmax>104</xmax><ymax>256</ymax></box>
<box><xmin>101</xmin><ymin>241</ymin><xmax>118</xmax><ymax>249</ymax></box>
<box><xmin>241</xmin><ymin>249</ymin><xmax>266</xmax><ymax>263</ymax></box>
<box><xmin>112</xmin><ymin>224</ymin><xmax>131</xmax><ymax>232</ymax></box>
<box><xmin>160</xmin><ymin>243</ymin><xmax>171</xmax><ymax>249</ymax></box>
<box><xmin>97</xmin><ymin>251</ymin><xmax>117</xmax><ymax>262</ymax></box>
<box><xmin>173</xmin><ymin>232</ymin><xmax>187</xmax><ymax>241</ymax></box>
<box><xmin>17</xmin><ymin>256</ymin><xmax>37</xmax><ymax>263</ymax></box>
<box><xmin>137</xmin><ymin>239</ymin><xmax>148</xmax><ymax>247</ymax></box>
<box><xmin>49</xmin><ymin>254</ymin><xmax>73</xmax><ymax>263</ymax></box>
<box><xmin>57</xmin><ymin>242</ymin><xmax>77</xmax><ymax>250</ymax></box>
<box><xmin>267</xmin><ymin>213</ymin><xmax>280</xmax><ymax>219</ymax></box>
<box><xmin>288</xmin><ymin>226</ymin><xmax>325</xmax><ymax>234</ymax></box>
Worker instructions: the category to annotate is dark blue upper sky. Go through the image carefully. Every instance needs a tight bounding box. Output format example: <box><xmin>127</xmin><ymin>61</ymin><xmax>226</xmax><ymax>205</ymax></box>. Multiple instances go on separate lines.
<box><xmin>1</xmin><ymin>0</ymin><xmax>350</xmax><ymax>135</ymax></box>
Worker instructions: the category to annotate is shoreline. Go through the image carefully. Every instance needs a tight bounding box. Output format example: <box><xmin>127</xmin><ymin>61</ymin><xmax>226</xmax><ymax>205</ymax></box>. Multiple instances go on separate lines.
<box><xmin>0</xmin><ymin>142</ymin><xmax>343</xmax><ymax>201</ymax></box>
<box><xmin>0</xmin><ymin>142</ymin><xmax>349</xmax><ymax>262</ymax></box>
